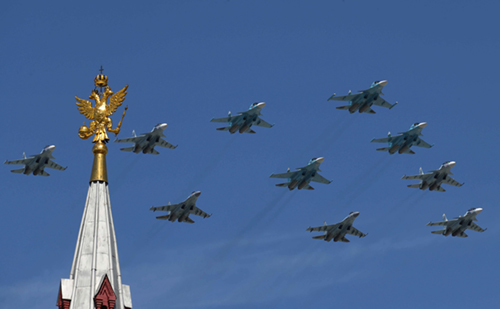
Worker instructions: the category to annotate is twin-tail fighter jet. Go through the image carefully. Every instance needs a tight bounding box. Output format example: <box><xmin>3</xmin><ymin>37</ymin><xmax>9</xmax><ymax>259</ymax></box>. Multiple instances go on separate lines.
<box><xmin>270</xmin><ymin>157</ymin><xmax>331</xmax><ymax>190</ymax></box>
<box><xmin>306</xmin><ymin>212</ymin><xmax>367</xmax><ymax>242</ymax></box>
<box><xmin>149</xmin><ymin>191</ymin><xmax>211</xmax><ymax>223</ymax></box>
<box><xmin>210</xmin><ymin>102</ymin><xmax>273</xmax><ymax>134</ymax></box>
<box><xmin>114</xmin><ymin>123</ymin><xmax>177</xmax><ymax>154</ymax></box>
<box><xmin>4</xmin><ymin>145</ymin><xmax>67</xmax><ymax>176</ymax></box>
<box><xmin>328</xmin><ymin>80</ymin><xmax>397</xmax><ymax>114</ymax></box>
<box><xmin>371</xmin><ymin>122</ymin><xmax>433</xmax><ymax>154</ymax></box>
<box><xmin>402</xmin><ymin>161</ymin><xmax>463</xmax><ymax>192</ymax></box>
<box><xmin>427</xmin><ymin>208</ymin><xmax>486</xmax><ymax>237</ymax></box>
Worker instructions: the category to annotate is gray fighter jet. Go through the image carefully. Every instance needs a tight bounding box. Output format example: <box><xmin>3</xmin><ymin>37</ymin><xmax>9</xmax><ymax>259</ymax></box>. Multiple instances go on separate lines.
<box><xmin>210</xmin><ymin>102</ymin><xmax>273</xmax><ymax>134</ymax></box>
<box><xmin>427</xmin><ymin>208</ymin><xmax>486</xmax><ymax>237</ymax></box>
<box><xmin>4</xmin><ymin>145</ymin><xmax>67</xmax><ymax>176</ymax></box>
<box><xmin>306</xmin><ymin>212</ymin><xmax>367</xmax><ymax>242</ymax></box>
<box><xmin>114</xmin><ymin>123</ymin><xmax>177</xmax><ymax>154</ymax></box>
<box><xmin>149</xmin><ymin>191</ymin><xmax>211</xmax><ymax>223</ymax></box>
<box><xmin>371</xmin><ymin>122</ymin><xmax>433</xmax><ymax>154</ymax></box>
<box><xmin>270</xmin><ymin>157</ymin><xmax>331</xmax><ymax>190</ymax></box>
<box><xmin>402</xmin><ymin>161</ymin><xmax>463</xmax><ymax>192</ymax></box>
<box><xmin>328</xmin><ymin>80</ymin><xmax>397</xmax><ymax>114</ymax></box>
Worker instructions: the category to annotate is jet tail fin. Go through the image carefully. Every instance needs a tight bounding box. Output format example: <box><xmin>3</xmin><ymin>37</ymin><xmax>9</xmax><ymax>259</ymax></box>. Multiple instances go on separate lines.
<box><xmin>275</xmin><ymin>183</ymin><xmax>290</xmax><ymax>187</ymax></box>
<box><xmin>38</xmin><ymin>170</ymin><xmax>50</xmax><ymax>176</ymax></box>
<box><xmin>216</xmin><ymin>127</ymin><xmax>230</xmax><ymax>131</ymax></box>
<box><xmin>120</xmin><ymin>146</ymin><xmax>135</xmax><ymax>152</ymax></box>
<box><xmin>407</xmin><ymin>184</ymin><xmax>420</xmax><ymax>188</ymax></box>
<box><xmin>150</xmin><ymin>149</ymin><xmax>160</xmax><ymax>155</ymax></box>
<box><xmin>376</xmin><ymin>147</ymin><xmax>391</xmax><ymax>152</ymax></box>
<box><xmin>246</xmin><ymin>129</ymin><xmax>256</xmax><ymax>134</ymax></box>
<box><xmin>312</xmin><ymin>235</ymin><xmax>326</xmax><ymax>240</ymax></box>
<box><xmin>156</xmin><ymin>215</ymin><xmax>170</xmax><ymax>220</ymax></box>
<box><xmin>10</xmin><ymin>168</ymin><xmax>25</xmax><ymax>174</ymax></box>
<box><xmin>302</xmin><ymin>184</ymin><xmax>315</xmax><ymax>190</ymax></box>
<box><xmin>431</xmin><ymin>230</ymin><xmax>444</xmax><ymax>235</ymax></box>
<box><xmin>184</xmin><ymin>217</ymin><xmax>195</xmax><ymax>224</ymax></box>
<box><xmin>340</xmin><ymin>237</ymin><xmax>350</xmax><ymax>243</ymax></box>
<box><xmin>335</xmin><ymin>105</ymin><xmax>350</xmax><ymax>110</ymax></box>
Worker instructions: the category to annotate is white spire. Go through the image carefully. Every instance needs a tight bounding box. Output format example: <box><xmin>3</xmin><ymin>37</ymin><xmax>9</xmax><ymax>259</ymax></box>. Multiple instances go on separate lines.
<box><xmin>58</xmin><ymin>181</ymin><xmax>132</xmax><ymax>309</ymax></box>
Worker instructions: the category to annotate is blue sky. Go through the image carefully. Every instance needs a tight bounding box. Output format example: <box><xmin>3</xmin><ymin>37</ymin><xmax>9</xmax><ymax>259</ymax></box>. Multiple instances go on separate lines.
<box><xmin>1</xmin><ymin>1</ymin><xmax>499</xmax><ymax>308</ymax></box>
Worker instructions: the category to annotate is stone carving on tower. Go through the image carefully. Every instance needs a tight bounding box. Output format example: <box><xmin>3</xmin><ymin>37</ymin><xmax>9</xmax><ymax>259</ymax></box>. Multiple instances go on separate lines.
<box><xmin>57</xmin><ymin>70</ymin><xmax>133</xmax><ymax>309</ymax></box>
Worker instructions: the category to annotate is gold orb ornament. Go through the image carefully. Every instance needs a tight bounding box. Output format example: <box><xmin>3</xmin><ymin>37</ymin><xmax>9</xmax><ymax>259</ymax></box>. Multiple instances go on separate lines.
<box><xmin>78</xmin><ymin>124</ymin><xmax>91</xmax><ymax>139</ymax></box>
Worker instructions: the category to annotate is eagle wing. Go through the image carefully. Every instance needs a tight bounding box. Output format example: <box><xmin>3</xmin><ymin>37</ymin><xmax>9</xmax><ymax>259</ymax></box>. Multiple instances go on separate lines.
<box><xmin>75</xmin><ymin>96</ymin><xmax>94</xmax><ymax>120</ymax></box>
<box><xmin>107</xmin><ymin>85</ymin><xmax>128</xmax><ymax>116</ymax></box>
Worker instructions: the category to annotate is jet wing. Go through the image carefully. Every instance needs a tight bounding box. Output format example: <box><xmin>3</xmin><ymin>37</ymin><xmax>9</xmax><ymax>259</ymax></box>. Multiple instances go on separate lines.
<box><xmin>415</xmin><ymin>138</ymin><xmax>433</xmax><ymax>148</ymax></box>
<box><xmin>254</xmin><ymin>118</ymin><xmax>273</xmax><ymax>128</ymax></box>
<box><xmin>373</xmin><ymin>97</ymin><xmax>396</xmax><ymax>109</ymax></box>
<box><xmin>4</xmin><ymin>158</ymin><xmax>32</xmax><ymax>165</ymax></box>
<box><xmin>46</xmin><ymin>160</ymin><xmax>67</xmax><ymax>171</ymax></box>
<box><xmin>270</xmin><ymin>170</ymin><xmax>299</xmax><ymax>179</ymax></box>
<box><xmin>150</xmin><ymin>203</ymin><xmax>179</xmax><ymax>212</ymax></box>
<box><xmin>114</xmin><ymin>136</ymin><xmax>143</xmax><ymax>143</ymax></box>
<box><xmin>468</xmin><ymin>222</ymin><xmax>485</xmax><ymax>232</ymax></box>
<box><xmin>328</xmin><ymin>93</ymin><xmax>359</xmax><ymax>102</ymax></box>
<box><xmin>311</xmin><ymin>173</ymin><xmax>331</xmax><ymax>184</ymax></box>
<box><xmin>306</xmin><ymin>223</ymin><xmax>340</xmax><ymax>232</ymax></box>
<box><xmin>157</xmin><ymin>138</ymin><xmax>177</xmax><ymax>149</ymax></box>
<box><xmin>345</xmin><ymin>226</ymin><xmax>366</xmax><ymax>238</ymax></box>
<box><xmin>427</xmin><ymin>219</ymin><xmax>456</xmax><ymax>227</ymax></box>
<box><xmin>402</xmin><ymin>173</ymin><xmax>433</xmax><ymax>180</ymax></box>
<box><xmin>441</xmin><ymin>175</ymin><xmax>463</xmax><ymax>187</ymax></box>
<box><xmin>210</xmin><ymin>114</ymin><xmax>240</xmax><ymax>123</ymax></box>
<box><xmin>371</xmin><ymin>135</ymin><xmax>400</xmax><ymax>143</ymax></box>
<box><xmin>190</xmin><ymin>206</ymin><xmax>211</xmax><ymax>218</ymax></box>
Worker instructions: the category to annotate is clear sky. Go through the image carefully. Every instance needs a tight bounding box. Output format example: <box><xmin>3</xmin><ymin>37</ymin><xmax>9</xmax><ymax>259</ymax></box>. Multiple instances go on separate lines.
<box><xmin>1</xmin><ymin>1</ymin><xmax>499</xmax><ymax>308</ymax></box>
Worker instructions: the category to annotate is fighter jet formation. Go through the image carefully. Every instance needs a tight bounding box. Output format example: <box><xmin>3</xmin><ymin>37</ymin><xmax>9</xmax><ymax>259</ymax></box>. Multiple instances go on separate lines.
<box><xmin>4</xmin><ymin>145</ymin><xmax>67</xmax><ymax>176</ymax></box>
<box><xmin>306</xmin><ymin>212</ymin><xmax>367</xmax><ymax>242</ymax></box>
<box><xmin>150</xmin><ymin>191</ymin><xmax>211</xmax><ymax>223</ymax></box>
<box><xmin>427</xmin><ymin>208</ymin><xmax>486</xmax><ymax>237</ymax></box>
<box><xmin>371</xmin><ymin>122</ymin><xmax>433</xmax><ymax>154</ymax></box>
<box><xmin>328</xmin><ymin>80</ymin><xmax>397</xmax><ymax>114</ymax></box>
<box><xmin>114</xmin><ymin>123</ymin><xmax>177</xmax><ymax>154</ymax></box>
<box><xmin>402</xmin><ymin>161</ymin><xmax>464</xmax><ymax>192</ymax></box>
<box><xmin>270</xmin><ymin>157</ymin><xmax>331</xmax><ymax>190</ymax></box>
<box><xmin>6</xmin><ymin>78</ymin><xmax>484</xmax><ymax>243</ymax></box>
<box><xmin>210</xmin><ymin>102</ymin><xmax>273</xmax><ymax>134</ymax></box>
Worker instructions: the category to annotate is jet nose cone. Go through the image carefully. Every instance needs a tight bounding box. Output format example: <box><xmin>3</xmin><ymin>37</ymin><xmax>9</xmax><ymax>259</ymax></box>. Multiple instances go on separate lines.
<box><xmin>351</xmin><ymin>211</ymin><xmax>360</xmax><ymax>217</ymax></box>
<box><xmin>378</xmin><ymin>80</ymin><xmax>388</xmax><ymax>86</ymax></box>
<box><xmin>194</xmin><ymin>191</ymin><xmax>201</xmax><ymax>196</ymax></box>
<box><xmin>419</xmin><ymin>122</ymin><xmax>427</xmax><ymax>128</ymax></box>
<box><xmin>316</xmin><ymin>157</ymin><xmax>325</xmax><ymax>163</ymax></box>
<box><xmin>257</xmin><ymin>102</ymin><xmax>266</xmax><ymax>108</ymax></box>
<box><xmin>475</xmin><ymin>208</ymin><xmax>483</xmax><ymax>213</ymax></box>
<box><xmin>447</xmin><ymin>161</ymin><xmax>456</xmax><ymax>167</ymax></box>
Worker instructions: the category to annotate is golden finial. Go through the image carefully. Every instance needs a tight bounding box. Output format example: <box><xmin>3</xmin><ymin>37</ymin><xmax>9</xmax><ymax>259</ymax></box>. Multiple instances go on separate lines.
<box><xmin>75</xmin><ymin>69</ymin><xmax>129</xmax><ymax>182</ymax></box>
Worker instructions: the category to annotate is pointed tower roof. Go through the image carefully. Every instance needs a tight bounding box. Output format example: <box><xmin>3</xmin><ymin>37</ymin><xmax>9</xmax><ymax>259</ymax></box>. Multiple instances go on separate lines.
<box><xmin>58</xmin><ymin>74</ymin><xmax>132</xmax><ymax>309</ymax></box>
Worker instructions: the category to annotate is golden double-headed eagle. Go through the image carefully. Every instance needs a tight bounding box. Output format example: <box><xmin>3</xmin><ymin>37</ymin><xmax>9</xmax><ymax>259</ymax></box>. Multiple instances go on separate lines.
<box><xmin>76</xmin><ymin>84</ymin><xmax>128</xmax><ymax>143</ymax></box>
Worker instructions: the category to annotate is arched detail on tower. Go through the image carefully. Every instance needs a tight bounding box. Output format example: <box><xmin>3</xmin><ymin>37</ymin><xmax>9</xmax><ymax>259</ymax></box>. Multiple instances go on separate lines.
<box><xmin>94</xmin><ymin>274</ymin><xmax>117</xmax><ymax>309</ymax></box>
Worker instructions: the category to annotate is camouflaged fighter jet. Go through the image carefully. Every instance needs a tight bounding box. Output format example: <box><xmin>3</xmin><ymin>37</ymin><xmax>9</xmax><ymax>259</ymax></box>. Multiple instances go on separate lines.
<box><xmin>149</xmin><ymin>191</ymin><xmax>211</xmax><ymax>223</ymax></box>
<box><xmin>402</xmin><ymin>161</ymin><xmax>463</xmax><ymax>192</ymax></box>
<box><xmin>306</xmin><ymin>212</ymin><xmax>367</xmax><ymax>242</ymax></box>
<box><xmin>328</xmin><ymin>80</ymin><xmax>397</xmax><ymax>114</ymax></box>
<box><xmin>210</xmin><ymin>102</ymin><xmax>273</xmax><ymax>134</ymax></box>
<box><xmin>371</xmin><ymin>122</ymin><xmax>433</xmax><ymax>154</ymax></box>
<box><xmin>427</xmin><ymin>208</ymin><xmax>486</xmax><ymax>237</ymax></box>
<box><xmin>270</xmin><ymin>157</ymin><xmax>331</xmax><ymax>190</ymax></box>
<box><xmin>4</xmin><ymin>145</ymin><xmax>67</xmax><ymax>176</ymax></box>
<box><xmin>114</xmin><ymin>123</ymin><xmax>177</xmax><ymax>154</ymax></box>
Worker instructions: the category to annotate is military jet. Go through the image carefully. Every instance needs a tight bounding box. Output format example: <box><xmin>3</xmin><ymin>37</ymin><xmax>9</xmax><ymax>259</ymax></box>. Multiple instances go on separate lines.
<box><xmin>306</xmin><ymin>212</ymin><xmax>367</xmax><ymax>242</ymax></box>
<box><xmin>270</xmin><ymin>157</ymin><xmax>331</xmax><ymax>190</ymax></box>
<box><xmin>4</xmin><ymin>145</ymin><xmax>67</xmax><ymax>176</ymax></box>
<box><xmin>427</xmin><ymin>208</ymin><xmax>486</xmax><ymax>237</ymax></box>
<box><xmin>402</xmin><ymin>161</ymin><xmax>463</xmax><ymax>192</ymax></box>
<box><xmin>210</xmin><ymin>102</ymin><xmax>273</xmax><ymax>134</ymax></box>
<box><xmin>371</xmin><ymin>122</ymin><xmax>433</xmax><ymax>154</ymax></box>
<box><xmin>149</xmin><ymin>191</ymin><xmax>211</xmax><ymax>223</ymax></box>
<box><xmin>328</xmin><ymin>80</ymin><xmax>397</xmax><ymax>114</ymax></box>
<box><xmin>114</xmin><ymin>123</ymin><xmax>177</xmax><ymax>154</ymax></box>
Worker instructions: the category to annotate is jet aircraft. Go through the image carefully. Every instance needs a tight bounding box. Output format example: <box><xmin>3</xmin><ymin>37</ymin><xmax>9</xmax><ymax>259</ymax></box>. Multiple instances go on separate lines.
<box><xmin>328</xmin><ymin>80</ymin><xmax>397</xmax><ymax>114</ymax></box>
<box><xmin>210</xmin><ymin>102</ymin><xmax>273</xmax><ymax>134</ymax></box>
<box><xmin>401</xmin><ymin>161</ymin><xmax>463</xmax><ymax>192</ymax></box>
<box><xmin>4</xmin><ymin>145</ymin><xmax>67</xmax><ymax>176</ymax></box>
<box><xmin>306</xmin><ymin>212</ymin><xmax>367</xmax><ymax>242</ymax></box>
<box><xmin>114</xmin><ymin>123</ymin><xmax>177</xmax><ymax>154</ymax></box>
<box><xmin>149</xmin><ymin>191</ymin><xmax>211</xmax><ymax>223</ymax></box>
<box><xmin>270</xmin><ymin>157</ymin><xmax>331</xmax><ymax>190</ymax></box>
<box><xmin>371</xmin><ymin>122</ymin><xmax>433</xmax><ymax>154</ymax></box>
<box><xmin>427</xmin><ymin>208</ymin><xmax>486</xmax><ymax>237</ymax></box>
